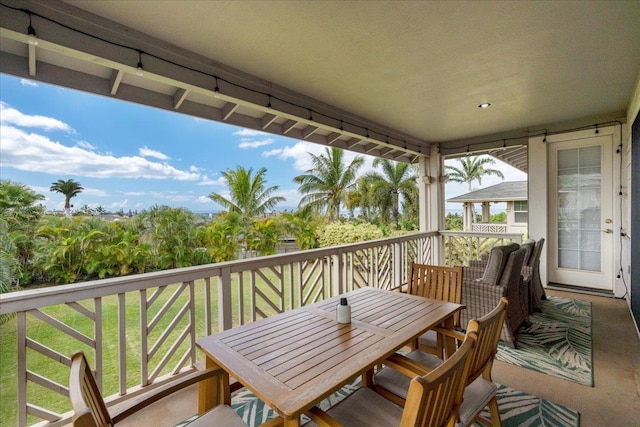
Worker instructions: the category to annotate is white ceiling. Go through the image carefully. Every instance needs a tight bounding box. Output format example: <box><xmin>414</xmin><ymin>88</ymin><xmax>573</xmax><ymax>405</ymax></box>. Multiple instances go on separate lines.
<box><xmin>1</xmin><ymin>0</ymin><xmax>639</xmax><ymax>170</ymax></box>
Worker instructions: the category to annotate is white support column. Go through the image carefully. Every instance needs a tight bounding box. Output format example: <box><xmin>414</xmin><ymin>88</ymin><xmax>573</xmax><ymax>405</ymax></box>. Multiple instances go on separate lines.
<box><xmin>482</xmin><ymin>202</ymin><xmax>491</xmax><ymax>222</ymax></box>
<box><xmin>418</xmin><ymin>155</ymin><xmax>429</xmax><ymax>232</ymax></box>
<box><xmin>418</xmin><ymin>148</ymin><xmax>444</xmax><ymax>264</ymax></box>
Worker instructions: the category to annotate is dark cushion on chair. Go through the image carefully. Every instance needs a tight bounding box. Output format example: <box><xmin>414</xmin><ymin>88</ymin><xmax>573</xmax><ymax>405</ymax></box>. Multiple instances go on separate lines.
<box><xmin>481</xmin><ymin>243</ymin><xmax>519</xmax><ymax>285</ymax></box>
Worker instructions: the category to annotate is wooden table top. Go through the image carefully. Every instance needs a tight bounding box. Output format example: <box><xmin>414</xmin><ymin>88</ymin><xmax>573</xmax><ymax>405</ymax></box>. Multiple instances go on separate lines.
<box><xmin>196</xmin><ymin>287</ymin><xmax>463</xmax><ymax>421</ymax></box>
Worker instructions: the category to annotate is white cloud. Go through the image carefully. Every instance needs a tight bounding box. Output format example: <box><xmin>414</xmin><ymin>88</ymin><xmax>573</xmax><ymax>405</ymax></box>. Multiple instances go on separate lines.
<box><xmin>196</xmin><ymin>176</ymin><xmax>226</xmax><ymax>186</ymax></box>
<box><xmin>81</xmin><ymin>187</ymin><xmax>109</xmax><ymax>197</ymax></box>
<box><xmin>0</xmin><ymin>125</ymin><xmax>201</xmax><ymax>181</ymax></box>
<box><xmin>238</xmin><ymin>138</ymin><xmax>274</xmax><ymax>149</ymax></box>
<box><xmin>263</xmin><ymin>140</ymin><xmax>375</xmax><ymax>175</ymax></box>
<box><xmin>139</xmin><ymin>146</ymin><xmax>170</xmax><ymax>161</ymax></box>
<box><xmin>233</xmin><ymin>128</ymin><xmax>267</xmax><ymax>137</ymax></box>
<box><xmin>197</xmin><ymin>195</ymin><xmax>214</xmax><ymax>204</ymax></box>
<box><xmin>20</xmin><ymin>79</ymin><xmax>39</xmax><ymax>87</ymax></box>
<box><xmin>263</xmin><ymin>141</ymin><xmax>325</xmax><ymax>171</ymax></box>
<box><xmin>76</xmin><ymin>140</ymin><xmax>97</xmax><ymax>151</ymax></box>
<box><xmin>0</xmin><ymin>102</ymin><xmax>73</xmax><ymax>132</ymax></box>
<box><xmin>110</xmin><ymin>199</ymin><xmax>129</xmax><ymax>210</ymax></box>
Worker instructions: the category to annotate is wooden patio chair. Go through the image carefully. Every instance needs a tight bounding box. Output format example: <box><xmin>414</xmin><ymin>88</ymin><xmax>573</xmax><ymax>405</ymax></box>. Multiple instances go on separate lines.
<box><xmin>303</xmin><ymin>332</ymin><xmax>476</xmax><ymax>427</ymax></box>
<box><xmin>372</xmin><ymin>298</ymin><xmax>508</xmax><ymax>427</ymax></box>
<box><xmin>406</xmin><ymin>262</ymin><xmax>464</xmax><ymax>356</ymax></box>
<box><xmin>69</xmin><ymin>351</ymin><xmax>282</xmax><ymax>427</ymax></box>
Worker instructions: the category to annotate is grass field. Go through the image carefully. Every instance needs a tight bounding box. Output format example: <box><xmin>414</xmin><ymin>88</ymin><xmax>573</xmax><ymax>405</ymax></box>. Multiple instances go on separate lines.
<box><xmin>0</xmin><ymin>269</ymin><xmax>324</xmax><ymax>426</ymax></box>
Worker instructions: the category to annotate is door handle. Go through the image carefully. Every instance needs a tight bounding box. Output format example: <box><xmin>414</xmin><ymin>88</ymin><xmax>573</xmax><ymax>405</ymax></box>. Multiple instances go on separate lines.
<box><xmin>602</xmin><ymin>229</ymin><xmax>613</xmax><ymax>234</ymax></box>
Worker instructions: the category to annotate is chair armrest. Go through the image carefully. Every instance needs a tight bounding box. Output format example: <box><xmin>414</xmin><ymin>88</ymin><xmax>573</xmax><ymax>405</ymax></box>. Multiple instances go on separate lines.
<box><xmin>432</xmin><ymin>327</ymin><xmax>465</xmax><ymax>342</ymax></box>
<box><xmin>111</xmin><ymin>367</ymin><xmax>226</xmax><ymax>423</ymax></box>
<box><xmin>468</xmin><ymin>260</ymin><xmax>487</xmax><ymax>268</ymax></box>
<box><xmin>306</xmin><ymin>406</ymin><xmax>343</xmax><ymax>426</ymax></box>
<box><xmin>462</xmin><ymin>267</ymin><xmax>485</xmax><ymax>281</ymax></box>
<box><xmin>382</xmin><ymin>353</ymin><xmax>433</xmax><ymax>378</ymax></box>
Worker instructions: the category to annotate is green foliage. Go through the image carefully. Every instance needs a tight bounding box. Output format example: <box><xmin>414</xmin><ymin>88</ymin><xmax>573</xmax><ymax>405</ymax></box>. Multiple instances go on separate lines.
<box><xmin>282</xmin><ymin>208</ymin><xmax>320</xmax><ymax>250</ymax></box>
<box><xmin>0</xmin><ymin>180</ymin><xmax>45</xmax><ymax>284</ymax></box>
<box><xmin>134</xmin><ymin>205</ymin><xmax>206</xmax><ymax>270</ymax></box>
<box><xmin>490</xmin><ymin>212</ymin><xmax>506</xmax><ymax>223</ymax></box>
<box><xmin>445</xmin><ymin>156</ymin><xmax>504</xmax><ymax>192</ymax></box>
<box><xmin>209</xmin><ymin>166</ymin><xmax>285</xmax><ymax>218</ymax></box>
<box><xmin>49</xmin><ymin>179</ymin><xmax>83</xmax><ymax>215</ymax></box>
<box><xmin>445</xmin><ymin>213</ymin><xmax>463</xmax><ymax>230</ymax></box>
<box><xmin>294</xmin><ymin>147</ymin><xmax>364</xmax><ymax>221</ymax></box>
<box><xmin>246</xmin><ymin>217</ymin><xmax>284</xmax><ymax>256</ymax></box>
<box><xmin>362</xmin><ymin>158</ymin><xmax>417</xmax><ymax>228</ymax></box>
<box><xmin>198</xmin><ymin>212</ymin><xmax>243</xmax><ymax>262</ymax></box>
<box><xmin>317</xmin><ymin>222</ymin><xmax>383</xmax><ymax>247</ymax></box>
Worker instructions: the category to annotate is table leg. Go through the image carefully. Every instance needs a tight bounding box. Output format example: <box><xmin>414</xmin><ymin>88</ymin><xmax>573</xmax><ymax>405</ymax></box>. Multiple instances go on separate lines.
<box><xmin>442</xmin><ymin>315</ymin><xmax>457</xmax><ymax>359</ymax></box>
<box><xmin>198</xmin><ymin>355</ymin><xmax>230</xmax><ymax>415</ymax></box>
<box><xmin>283</xmin><ymin>417</ymin><xmax>301</xmax><ymax>427</ymax></box>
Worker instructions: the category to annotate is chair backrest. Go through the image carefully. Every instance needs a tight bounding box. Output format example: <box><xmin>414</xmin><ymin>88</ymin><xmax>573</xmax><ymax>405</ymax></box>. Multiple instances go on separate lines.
<box><xmin>69</xmin><ymin>351</ymin><xmax>112</xmax><ymax>427</ymax></box>
<box><xmin>528</xmin><ymin>238</ymin><xmax>545</xmax><ymax>268</ymax></box>
<box><xmin>463</xmin><ymin>298</ymin><xmax>508</xmax><ymax>385</ymax></box>
<box><xmin>521</xmin><ymin>239</ymin><xmax>536</xmax><ymax>266</ymax></box>
<box><xmin>401</xmin><ymin>332</ymin><xmax>477</xmax><ymax>427</ymax></box>
<box><xmin>497</xmin><ymin>247</ymin><xmax>526</xmax><ymax>288</ymax></box>
<box><xmin>408</xmin><ymin>263</ymin><xmax>464</xmax><ymax>327</ymax></box>
<box><xmin>481</xmin><ymin>243</ymin><xmax>520</xmax><ymax>285</ymax></box>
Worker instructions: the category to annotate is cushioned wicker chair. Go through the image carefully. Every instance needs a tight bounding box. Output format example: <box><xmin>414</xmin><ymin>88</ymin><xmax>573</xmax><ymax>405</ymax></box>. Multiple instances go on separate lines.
<box><xmin>69</xmin><ymin>351</ymin><xmax>282</xmax><ymax>427</ymax></box>
<box><xmin>406</xmin><ymin>262</ymin><xmax>464</xmax><ymax>356</ymax></box>
<box><xmin>372</xmin><ymin>298</ymin><xmax>508</xmax><ymax>427</ymax></box>
<box><xmin>303</xmin><ymin>333</ymin><xmax>477</xmax><ymax>427</ymax></box>
<box><xmin>522</xmin><ymin>238</ymin><xmax>545</xmax><ymax>313</ymax></box>
<box><xmin>461</xmin><ymin>245</ymin><xmax>527</xmax><ymax>347</ymax></box>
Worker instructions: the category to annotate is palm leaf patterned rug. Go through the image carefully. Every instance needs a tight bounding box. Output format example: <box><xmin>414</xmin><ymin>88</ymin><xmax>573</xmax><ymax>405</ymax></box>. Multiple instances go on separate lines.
<box><xmin>496</xmin><ymin>296</ymin><xmax>593</xmax><ymax>386</ymax></box>
<box><xmin>176</xmin><ymin>380</ymin><xmax>579</xmax><ymax>427</ymax></box>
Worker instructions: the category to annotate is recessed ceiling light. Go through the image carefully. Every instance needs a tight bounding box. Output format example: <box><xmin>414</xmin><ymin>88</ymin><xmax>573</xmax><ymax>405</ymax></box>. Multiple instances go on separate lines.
<box><xmin>478</xmin><ymin>103</ymin><xmax>491</xmax><ymax>109</ymax></box>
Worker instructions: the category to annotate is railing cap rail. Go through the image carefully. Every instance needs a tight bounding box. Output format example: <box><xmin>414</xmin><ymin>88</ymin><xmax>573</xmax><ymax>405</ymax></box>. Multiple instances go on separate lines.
<box><xmin>0</xmin><ymin>231</ymin><xmax>438</xmax><ymax>314</ymax></box>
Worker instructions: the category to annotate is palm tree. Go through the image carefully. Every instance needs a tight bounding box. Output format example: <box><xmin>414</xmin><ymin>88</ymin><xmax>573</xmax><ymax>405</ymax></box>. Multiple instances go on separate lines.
<box><xmin>364</xmin><ymin>159</ymin><xmax>417</xmax><ymax>227</ymax></box>
<box><xmin>293</xmin><ymin>147</ymin><xmax>364</xmax><ymax>221</ymax></box>
<box><xmin>209</xmin><ymin>166</ymin><xmax>285</xmax><ymax>218</ymax></box>
<box><xmin>50</xmin><ymin>179</ymin><xmax>83</xmax><ymax>217</ymax></box>
<box><xmin>446</xmin><ymin>156</ymin><xmax>505</xmax><ymax>224</ymax></box>
<box><xmin>445</xmin><ymin>156</ymin><xmax>504</xmax><ymax>192</ymax></box>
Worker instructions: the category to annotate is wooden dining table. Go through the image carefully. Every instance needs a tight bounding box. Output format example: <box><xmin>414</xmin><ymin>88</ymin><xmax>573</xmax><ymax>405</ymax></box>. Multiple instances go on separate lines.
<box><xmin>196</xmin><ymin>286</ymin><xmax>464</xmax><ymax>426</ymax></box>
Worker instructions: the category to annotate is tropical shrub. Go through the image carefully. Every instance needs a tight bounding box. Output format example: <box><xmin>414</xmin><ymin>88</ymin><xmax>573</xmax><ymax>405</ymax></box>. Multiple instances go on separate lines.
<box><xmin>317</xmin><ymin>222</ymin><xmax>383</xmax><ymax>247</ymax></box>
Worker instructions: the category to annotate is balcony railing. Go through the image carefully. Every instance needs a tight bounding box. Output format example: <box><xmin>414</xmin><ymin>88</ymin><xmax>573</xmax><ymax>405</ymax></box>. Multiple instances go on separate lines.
<box><xmin>0</xmin><ymin>230</ymin><xmax>521</xmax><ymax>427</ymax></box>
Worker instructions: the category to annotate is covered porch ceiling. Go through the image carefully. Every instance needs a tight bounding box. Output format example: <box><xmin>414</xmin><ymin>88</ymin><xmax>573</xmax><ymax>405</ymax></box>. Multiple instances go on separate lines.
<box><xmin>1</xmin><ymin>1</ymin><xmax>639</xmax><ymax>173</ymax></box>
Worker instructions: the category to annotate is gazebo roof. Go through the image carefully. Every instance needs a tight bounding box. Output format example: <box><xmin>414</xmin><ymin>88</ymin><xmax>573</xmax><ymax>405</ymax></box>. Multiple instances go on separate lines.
<box><xmin>447</xmin><ymin>181</ymin><xmax>527</xmax><ymax>203</ymax></box>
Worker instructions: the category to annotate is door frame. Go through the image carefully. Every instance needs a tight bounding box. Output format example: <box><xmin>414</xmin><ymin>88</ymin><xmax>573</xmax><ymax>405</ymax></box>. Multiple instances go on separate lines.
<box><xmin>546</xmin><ymin>126</ymin><xmax>619</xmax><ymax>293</ymax></box>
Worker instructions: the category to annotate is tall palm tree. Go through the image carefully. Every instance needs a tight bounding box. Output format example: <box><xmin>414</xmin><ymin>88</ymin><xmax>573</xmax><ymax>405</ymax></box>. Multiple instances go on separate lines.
<box><xmin>49</xmin><ymin>179</ymin><xmax>83</xmax><ymax>217</ymax></box>
<box><xmin>293</xmin><ymin>147</ymin><xmax>364</xmax><ymax>221</ymax></box>
<box><xmin>209</xmin><ymin>166</ymin><xmax>285</xmax><ymax>218</ymax></box>
<box><xmin>446</xmin><ymin>156</ymin><xmax>504</xmax><ymax>224</ymax></box>
<box><xmin>364</xmin><ymin>159</ymin><xmax>417</xmax><ymax>227</ymax></box>
<box><xmin>445</xmin><ymin>156</ymin><xmax>504</xmax><ymax>192</ymax></box>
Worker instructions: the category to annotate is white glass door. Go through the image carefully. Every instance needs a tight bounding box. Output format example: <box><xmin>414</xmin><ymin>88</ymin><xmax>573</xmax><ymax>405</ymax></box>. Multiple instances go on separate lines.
<box><xmin>548</xmin><ymin>131</ymin><xmax>614</xmax><ymax>290</ymax></box>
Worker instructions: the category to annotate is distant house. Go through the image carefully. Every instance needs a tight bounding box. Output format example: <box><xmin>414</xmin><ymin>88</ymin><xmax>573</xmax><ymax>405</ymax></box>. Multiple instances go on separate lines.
<box><xmin>447</xmin><ymin>181</ymin><xmax>528</xmax><ymax>234</ymax></box>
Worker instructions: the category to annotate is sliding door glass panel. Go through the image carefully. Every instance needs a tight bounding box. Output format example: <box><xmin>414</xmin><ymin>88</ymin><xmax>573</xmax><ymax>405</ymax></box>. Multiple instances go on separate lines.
<box><xmin>557</xmin><ymin>146</ymin><xmax>601</xmax><ymax>272</ymax></box>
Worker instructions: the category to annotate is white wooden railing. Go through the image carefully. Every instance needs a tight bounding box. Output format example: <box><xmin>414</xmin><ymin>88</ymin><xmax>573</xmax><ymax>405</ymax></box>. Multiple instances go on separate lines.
<box><xmin>471</xmin><ymin>223</ymin><xmax>508</xmax><ymax>233</ymax></box>
<box><xmin>0</xmin><ymin>230</ymin><xmax>524</xmax><ymax>427</ymax></box>
<box><xmin>0</xmin><ymin>232</ymin><xmax>437</xmax><ymax>427</ymax></box>
<box><xmin>440</xmin><ymin>231</ymin><xmax>523</xmax><ymax>267</ymax></box>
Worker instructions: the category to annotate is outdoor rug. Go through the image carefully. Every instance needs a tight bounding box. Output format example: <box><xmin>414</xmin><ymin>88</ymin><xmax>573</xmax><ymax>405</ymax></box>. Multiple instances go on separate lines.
<box><xmin>176</xmin><ymin>381</ymin><xmax>580</xmax><ymax>427</ymax></box>
<box><xmin>496</xmin><ymin>295</ymin><xmax>593</xmax><ymax>386</ymax></box>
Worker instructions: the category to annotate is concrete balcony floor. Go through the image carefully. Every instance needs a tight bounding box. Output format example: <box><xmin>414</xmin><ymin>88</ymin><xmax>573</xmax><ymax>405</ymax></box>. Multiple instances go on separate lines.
<box><xmin>111</xmin><ymin>290</ymin><xmax>640</xmax><ymax>427</ymax></box>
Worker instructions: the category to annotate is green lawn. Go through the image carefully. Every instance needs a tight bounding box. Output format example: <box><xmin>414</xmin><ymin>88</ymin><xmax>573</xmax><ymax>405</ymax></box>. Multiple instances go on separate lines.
<box><xmin>0</xmin><ymin>268</ymin><xmax>326</xmax><ymax>426</ymax></box>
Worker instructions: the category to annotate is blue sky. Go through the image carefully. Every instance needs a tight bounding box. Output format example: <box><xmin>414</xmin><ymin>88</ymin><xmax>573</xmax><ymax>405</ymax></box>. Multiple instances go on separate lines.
<box><xmin>0</xmin><ymin>74</ymin><xmax>526</xmax><ymax>214</ymax></box>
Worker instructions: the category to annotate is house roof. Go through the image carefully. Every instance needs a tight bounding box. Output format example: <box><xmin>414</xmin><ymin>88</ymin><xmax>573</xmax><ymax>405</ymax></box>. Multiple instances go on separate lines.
<box><xmin>447</xmin><ymin>181</ymin><xmax>527</xmax><ymax>203</ymax></box>
<box><xmin>1</xmin><ymin>1</ymin><xmax>639</xmax><ymax>170</ymax></box>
